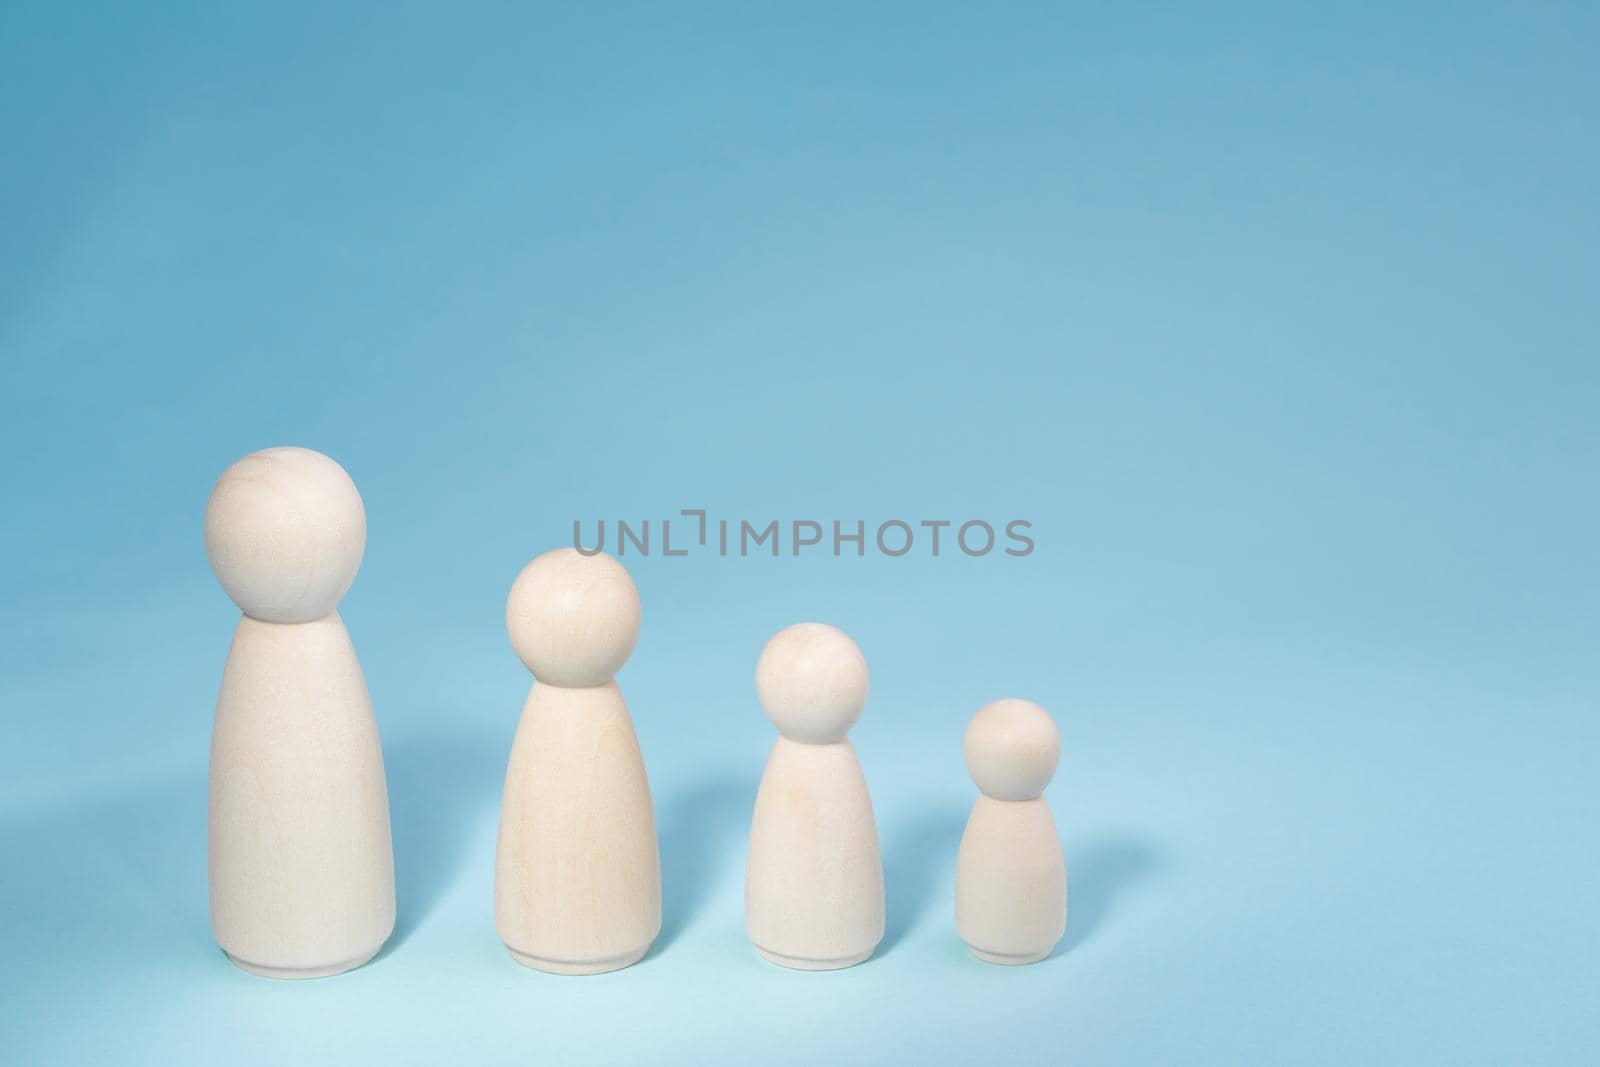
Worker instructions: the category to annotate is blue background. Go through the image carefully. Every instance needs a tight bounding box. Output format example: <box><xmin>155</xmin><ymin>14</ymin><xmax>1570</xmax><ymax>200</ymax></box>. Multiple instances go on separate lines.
<box><xmin>2</xmin><ymin>2</ymin><xmax>1596</xmax><ymax>1063</ymax></box>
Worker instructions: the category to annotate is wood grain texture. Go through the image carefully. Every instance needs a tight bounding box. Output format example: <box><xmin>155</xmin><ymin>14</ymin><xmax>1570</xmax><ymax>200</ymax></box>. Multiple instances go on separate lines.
<box><xmin>495</xmin><ymin>681</ymin><xmax>661</xmax><ymax>974</ymax></box>
<box><xmin>955</xmin><ymin>796</ymin><xmax>1066</xmax><ymax>964</ymax></box>
<box><xmin>746</xmin><ymin>738</ymin><xmax>884</xmax><ymax>969</ymax></box>
<box><xmin>209</xmin><ymin>614</ymin><xmax>395</xmax><ymax>978</ymax></box>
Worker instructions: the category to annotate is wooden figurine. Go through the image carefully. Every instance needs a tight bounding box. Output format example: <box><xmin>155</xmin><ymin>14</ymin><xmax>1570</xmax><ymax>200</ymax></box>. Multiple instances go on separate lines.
<box><xmin>955</xmin><ymin>698</ymin><xmax>1066</xmax><ymax>964</ymax></box>
<box><xmin>495</xmin><ymin>548</ymin><xmax>660</xmax><ymax>974</ymax></box>
<box><xmin>205</xmin><ymin>446</ymin><xmax>396</xmax><ymax>979</ymax></box>
<box><xmin>746</xmin><ymin>622</ymin><xmax>884</xmax><ymax>970</ymax></box>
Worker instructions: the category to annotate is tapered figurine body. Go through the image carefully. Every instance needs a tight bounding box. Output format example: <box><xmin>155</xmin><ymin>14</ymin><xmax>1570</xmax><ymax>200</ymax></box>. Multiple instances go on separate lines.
<box><xmin>205</xmin><ymin>447</ymin><xmax>395</xmax><ymax>979</ymax></box>
<box><xmin>746</xmin><ymin>623</ymin><xmax>884</xmax><ymax>970</ymax></box>
<box><xmin>495</xmin><ymin>548</ymin><xmax>660</xmax><ymax>974</ymax></box>
<box><xmin>955</xmin><ymin>698</ymin><xmax>1066</xmax><ymax>965</ymax></box>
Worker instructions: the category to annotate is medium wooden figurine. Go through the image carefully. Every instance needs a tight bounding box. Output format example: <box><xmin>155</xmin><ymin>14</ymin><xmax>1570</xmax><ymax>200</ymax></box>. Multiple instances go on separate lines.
<box><xmin>495</xmin><ymin>548</ymin><xmax>661</xmax><ymax>974</ymax></box>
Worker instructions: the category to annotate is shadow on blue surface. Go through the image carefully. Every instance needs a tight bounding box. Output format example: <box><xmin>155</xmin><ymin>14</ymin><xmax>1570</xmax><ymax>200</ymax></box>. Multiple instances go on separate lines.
<box><xmin>881</xmin><ymin>805</ymin><xmax>968</xmax><ymax>953</ymax></box>
<box><xmin>654</xmin><ymin>772</ymin><xmax>757</xmax><ymax>952</ymax></box>
<box><xmin>383</xmin><ymin>728</ymin><xmax>505</xmax><ymax>951</ymax></box>
<box><xmin>1058</xmin><ymin>834</ymin><xmax>1167</xmax><ymax>958</ymax></box>
<box><xmin>0</xmin><ymin>770</ymin><xmax>212</xmax><ymax>983</ymax></box>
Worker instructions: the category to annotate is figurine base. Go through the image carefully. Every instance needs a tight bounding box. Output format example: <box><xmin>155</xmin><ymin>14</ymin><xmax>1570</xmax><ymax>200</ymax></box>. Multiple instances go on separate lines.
<box><xmin>507</xmin><ymin>944</ymin><xmax>649</xmax><ymax>975</ymax></box>
<box><xmin>225</xmin><ymin>945</ymin><xmax>382</xmax><ymax>980</ymax></box>
<box><xmin>756</xmin><ymin>945</ymin><xmax>875</xmax><ymax>971</ymax></box>
<box><xmin>968</xmin><ymin>945</ymin><xmax>1052</xmax><ymax>966</ymax></box>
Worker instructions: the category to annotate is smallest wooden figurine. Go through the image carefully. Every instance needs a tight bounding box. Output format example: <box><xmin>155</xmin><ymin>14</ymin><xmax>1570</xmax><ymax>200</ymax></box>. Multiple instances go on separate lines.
<box><xmin>955</xmin><ymin>698</ymin><xmax>1066</xmax><ymax>964</ymax></box>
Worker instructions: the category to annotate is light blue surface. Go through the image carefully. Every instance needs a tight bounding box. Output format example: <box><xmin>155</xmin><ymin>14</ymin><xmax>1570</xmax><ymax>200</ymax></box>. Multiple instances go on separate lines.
<box><xmin>2</xmin><ymin>3</ymin><xmax>1596</xmax><ymax>1063</ymax></box>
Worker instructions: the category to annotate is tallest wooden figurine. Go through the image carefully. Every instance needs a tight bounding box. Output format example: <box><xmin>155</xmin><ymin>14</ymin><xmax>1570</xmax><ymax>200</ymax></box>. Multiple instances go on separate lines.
<box><xmin>495</xmin><ymin>548</ymin><xmax>661</xmax><ymax>974</ymax></box>
<box><xmin>205</xmin><ymin>446</ymin><xmax>396</xmax><ymax>979</ymax></box>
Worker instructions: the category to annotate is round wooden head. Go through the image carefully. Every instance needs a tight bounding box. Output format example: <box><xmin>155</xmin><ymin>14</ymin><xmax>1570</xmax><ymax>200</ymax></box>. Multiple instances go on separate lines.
<box><xmin>755</xmin><ymin>622</ymin><xmax>870</xmax><ymax>744</ymax></box>
<box><xmin>204</xmin><ymin>446</ymin><xmax>367</xmax><ymax>623</ymax></box>
<box><xmin>964</xmin><ymin>698</ymin><xmax>1059</xmax><ymax>801</ymax></box>
<box><xmin>506</xmin><ymin>548</ymin><xmax>641</xmax><ymax>687</ymax></box>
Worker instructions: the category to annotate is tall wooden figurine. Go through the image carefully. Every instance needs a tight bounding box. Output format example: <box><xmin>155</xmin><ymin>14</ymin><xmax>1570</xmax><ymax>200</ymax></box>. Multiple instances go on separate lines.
<box><xmin>495</xmin><ymin>548</ymin><xmax>661</xmax><ymax>974</ymax></box>
<box><xmin>205</xmin><ymin>446</ymin><xmax>396</xmax><ymax>979</ymax></box>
